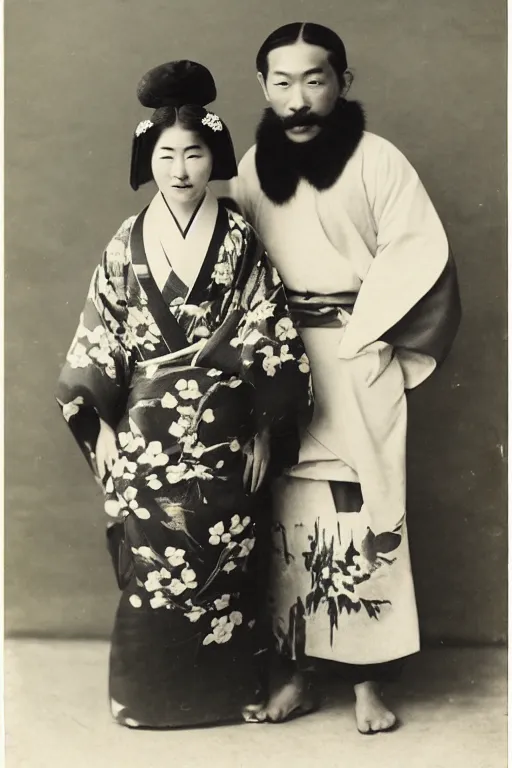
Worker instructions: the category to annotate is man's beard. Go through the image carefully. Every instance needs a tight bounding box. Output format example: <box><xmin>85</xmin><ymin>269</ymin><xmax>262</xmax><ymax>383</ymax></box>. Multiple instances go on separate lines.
<box><xmin>254</xmin><ymin>99</ymin><xmax>366</xmax><ymax>205</ymax></box>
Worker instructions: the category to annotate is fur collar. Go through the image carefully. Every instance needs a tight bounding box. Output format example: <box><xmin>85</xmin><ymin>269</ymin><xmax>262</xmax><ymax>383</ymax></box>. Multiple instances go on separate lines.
<box><xmin>255</xmin><ymin>100</ymin><xmax>366</xmax><ymax>205</ymax></box>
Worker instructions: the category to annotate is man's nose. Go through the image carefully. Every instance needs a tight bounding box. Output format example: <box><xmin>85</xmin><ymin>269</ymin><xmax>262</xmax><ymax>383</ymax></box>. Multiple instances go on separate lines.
<box><xmin>288</xmin><ymin>84</ymin><xmax>310</xmax><ymax>112</ymax></box>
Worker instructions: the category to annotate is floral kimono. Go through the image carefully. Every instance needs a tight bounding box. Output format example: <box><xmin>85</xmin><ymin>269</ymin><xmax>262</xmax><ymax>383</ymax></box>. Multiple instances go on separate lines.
<box><xmin>56</xmin><ymin>189</ymin><xmax>311</xmax><ymax>728</ymax></box>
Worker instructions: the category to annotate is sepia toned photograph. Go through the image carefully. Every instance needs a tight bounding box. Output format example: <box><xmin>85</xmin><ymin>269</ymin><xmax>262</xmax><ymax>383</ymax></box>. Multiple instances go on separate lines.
<box><xmin>4</xmin><ymin>1</ymin><xmax>507</xmax><ymax>766</ymax></box>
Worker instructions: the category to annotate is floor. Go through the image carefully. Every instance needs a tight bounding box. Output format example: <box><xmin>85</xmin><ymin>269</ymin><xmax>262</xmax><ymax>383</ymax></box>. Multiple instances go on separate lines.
<box><xmin>4</xmin><ymin>641</ymin><xmax>507</xmax><ymax>768</ymax></box>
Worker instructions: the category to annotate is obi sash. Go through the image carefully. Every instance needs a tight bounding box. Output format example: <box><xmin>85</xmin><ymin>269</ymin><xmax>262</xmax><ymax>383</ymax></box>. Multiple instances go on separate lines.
<box><xmin>287</xmin><ymin>290</ymin><xmax>357</xmax><ymax>328</ymax></box>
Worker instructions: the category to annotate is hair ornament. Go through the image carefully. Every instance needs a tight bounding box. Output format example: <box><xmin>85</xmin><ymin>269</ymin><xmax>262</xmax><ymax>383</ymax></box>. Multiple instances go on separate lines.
<box><xmin>135</xmin><ymin>119</ymin><xmax>154</xmax><ymax>137</ymax></box>
<box><xmin>201</xmin><ymin>112</ymin><xmax>223</xmax><ymax>132</ymax></box>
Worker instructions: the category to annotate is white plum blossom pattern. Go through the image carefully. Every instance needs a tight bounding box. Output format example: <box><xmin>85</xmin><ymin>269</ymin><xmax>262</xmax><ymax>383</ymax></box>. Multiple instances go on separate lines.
<box><xmin>203</xmin><ymin>612</ymin><xmax>243</xmax><ymax>646</ymax></box>
<box><xmin>214</xmin><ymin>594</ymin><xmax>231</xmax><ymax>611</ymax></box>
<box><xmin>165</xmin><ymin>547</ymin><xmax>186</xmax><ymax>567</ymax></box>
<box><xmin>181</xmin><ymin>568</ymin><xmax>198</xmax><ymax>588</ymax></box>
<box><xmin>146</xmin><ymin>473</ymin><xmax>163</xmax><ymax>490</ymax></box>
<box><xmin>122</xmin><ymin>486</ymin><xmax>150</xmax><ymax>520</ymax></box>
<box><xmin>229</xmin><ymin>515</ymin><xmax>251</xmax><ymax>536</ymax></box>
<box><xmin>229</xmin><ymin>300</ymin><xmax>276</xmax><ymax>353</ymax></box>
<box><xmin>169</xmin><ymin>579</ymin><xmax>187</xmax><ymax>595</ymax></box>
<box><xmin>112</xmin><ymin>456</ymin><xmax>137</xmax><ymax>480</ymax></box>
<box><xmin>137</xmin><ymin>441</ymin><xmax>169</xmax><ymax>467</ymax></box>
<box><xmin>118</xmin><ymin>430</ymin><xmax>145</xmax><ymax>454</ymax></box>
<box><xmin>126</xmin><ymin>306</ymin><xmax>161</xmax><ymax>352</ymax></box>
<box><xmin>298</xmin><ymin>353</ymin><xmax>310</xmax><ymax>374</ymax></box>
<box><xmin>209</xmin><ymin>521</ymin><xmax>231</xmax><ymax>546</ymax></box>
<box><xmin>175</xmin><ymin>379</ymin><xmax>202</xmax><ymax>400</ymax></box>
<box><xmin>275</xmin><ymin>317</ymin><xmax>298</xmax><ymax>341</ymax></box>
<box><xmin>67</xmin><ymin>341</ymin><xmax>95</xmax><ymax>371</ymax></box>
<box><xmin>104</xmin><ymin>498</ymin><xmax>123</xmax><ymax>518</ymax></box>
<box><xmin>61</xmin><ymin>396</ymin><xmax>85</xmax><ymax>421</ymax></box>
<box><xmin>131</xmin><ymin>546</ymin><xmax>156</xmax><ymax>561</ymax></box>
<box><xmin>254</xmin><ymin>343</ymin><xmax>296</xmax><ymax>377</ymax></box>
<box><xmin>246</xmin><ymin>299</ymin><xmax>276</xmax><ymax>325</ymax></box>
<box><xmin>129</xmin><ymin>594</ymin><xmax>142</xmax><ymax>608</ymax></box>
<box><xmin>212</xmin><ymin>261</ymin><xmax>233</xmax><ymax>286</ymax></box>
<box><xmin>144</xmin><ymin>569</ymin><xmax>170</xmax><ymax>592</ymax></box>
<box><xmin>201</xmin><ymin>409</ymin><xmax>215</xmax><ymax>423</ymax></box>
<box><xmin>238</xmin><ymin>538</ymin><xmax>256</xmax><ymax>558</ymax></box>
<box><xmin>67</xmin><ymin>324</ymin><xmax>119</xmax><ymax>379</ymax></box>
<box><xmin>165</xmin><ymin>462</ymin><xmax>189</xmax><ymax>484</ymax></box>
<box><xmin>162</xmin><ymin>392</ymin><xmax>178</xmax><ymax>409</ymax></box>
<box><xmin>184</xmin><ymin>605</ymin><xmax>207</xmax><ymax>623</ymax></box>
<box><xmin>150</xmin><ymin>591</ymin><xmax>168</xmax><ymax>609</ymax></box>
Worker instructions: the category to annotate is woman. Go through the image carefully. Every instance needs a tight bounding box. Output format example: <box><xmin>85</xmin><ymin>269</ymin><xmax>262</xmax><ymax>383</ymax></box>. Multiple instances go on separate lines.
<box><xmin>56</xmin><ymin>60</ymin><xmax>311</xmax><ymax>729</ymax></box>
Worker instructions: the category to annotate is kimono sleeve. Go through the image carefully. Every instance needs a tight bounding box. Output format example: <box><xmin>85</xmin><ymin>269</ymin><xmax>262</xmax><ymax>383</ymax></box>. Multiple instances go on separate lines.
<box><xmin>55</xmin><ymin>218</ymin><xmax>135</xmax><ymax>474</ymax></box>
<box><xmin>231</xmin><ymin>225</ymin><xmax>312</xmax><ymax>449</ymax></box>
<box><xmin>339</xmin><ymin>137</ymin><xmax>460</xmax><ymax>388</ymax></box>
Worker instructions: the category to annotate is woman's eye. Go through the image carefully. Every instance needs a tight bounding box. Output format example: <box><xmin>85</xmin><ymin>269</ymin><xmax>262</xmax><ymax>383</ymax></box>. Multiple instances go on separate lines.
<box><xmin>275</xmin><ymin>82</ymin><xmax>289</xmax><ymax>88</ymax></box>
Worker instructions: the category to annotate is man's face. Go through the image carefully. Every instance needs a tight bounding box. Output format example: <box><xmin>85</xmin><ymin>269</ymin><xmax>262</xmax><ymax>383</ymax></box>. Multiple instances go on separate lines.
<box><xmin>259</xmin><ymin>41</ymin><xmax>343</xmax><ymax>143</ymax></box>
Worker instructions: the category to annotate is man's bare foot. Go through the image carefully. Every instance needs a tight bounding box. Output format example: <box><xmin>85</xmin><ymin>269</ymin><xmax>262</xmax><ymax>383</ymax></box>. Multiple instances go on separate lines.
<box><xmin>354</xmin><ymin>681</ymin><xmax>397</xmax><ymax>734</ymax></box>
<box><xmin>243</xmin><ymin>673</ymin><xmax>316</xmax><ymax>723</ymax></box>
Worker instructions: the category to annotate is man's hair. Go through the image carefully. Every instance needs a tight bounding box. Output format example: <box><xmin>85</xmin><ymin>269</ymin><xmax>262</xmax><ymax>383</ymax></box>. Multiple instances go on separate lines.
<box><xmin>256</xmin><ymin>22</ymin><xmax>348</xmax><ymax>84</ymax></box>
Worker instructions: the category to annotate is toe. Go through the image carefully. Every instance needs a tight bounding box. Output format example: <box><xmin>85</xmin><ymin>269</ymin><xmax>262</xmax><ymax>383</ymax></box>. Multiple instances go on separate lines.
<box><xmin>358</xmin><ymin>719</ymin><xmax>372</xmax><ymax>734</ymax></box>
<box><xmin>371</xmin><ymin>712</ymin><xmax>396</xmax><ymax>732</ymax></box>
<box><xmin>242</xmin><ymin>704</ymin><xmax>267</xmax><ymax>723</ymax></box>
<box><xmin>266</xmin><ymin>704</ymin><xmax>287</xmax><ymax>722</ymax></box>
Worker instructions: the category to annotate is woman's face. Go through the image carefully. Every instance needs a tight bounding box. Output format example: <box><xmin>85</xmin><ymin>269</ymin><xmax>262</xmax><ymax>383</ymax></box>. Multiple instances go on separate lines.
<box><xmin>151</xmin><ymin>124</ymin><xmax>213</xmax><ymax>207</ymax></box>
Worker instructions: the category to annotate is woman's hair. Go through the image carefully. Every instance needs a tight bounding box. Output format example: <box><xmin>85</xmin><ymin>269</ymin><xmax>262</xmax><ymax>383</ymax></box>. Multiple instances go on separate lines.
<box><xmin>256</xmin><ymin>22</ymin><xmax>348</xmax><ymax>85</ymax></box>
<box><xmin>130</xmin><ymin>61</ymin><xmax>238</xmax><ymax>190</ymax></box>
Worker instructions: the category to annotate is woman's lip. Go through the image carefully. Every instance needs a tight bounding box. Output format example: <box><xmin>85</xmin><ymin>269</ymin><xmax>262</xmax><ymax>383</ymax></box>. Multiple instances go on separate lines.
<box><xmin>172</xmin><ymin>185</ymin><xmax>193</xmax><ymax>189</ymax></box>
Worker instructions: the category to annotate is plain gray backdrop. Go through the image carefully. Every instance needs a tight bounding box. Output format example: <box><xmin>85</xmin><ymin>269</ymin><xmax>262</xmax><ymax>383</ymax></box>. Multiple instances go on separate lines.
<box><xmin>5</xmin><ymin>0</ymin><xmax>507</xmax><ymax>643</ymax></box>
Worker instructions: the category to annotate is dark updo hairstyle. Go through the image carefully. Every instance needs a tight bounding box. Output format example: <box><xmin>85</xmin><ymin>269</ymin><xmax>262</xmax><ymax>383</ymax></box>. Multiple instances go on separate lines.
<box><xmin>130</xmin><ymin>60</ymin><xmax>237</xmax><ymax>191</ymax></box>
<box><xmin>256</xmin><ymin>22</ymin><xmax>348</xmax><ymax>86</ymax></box>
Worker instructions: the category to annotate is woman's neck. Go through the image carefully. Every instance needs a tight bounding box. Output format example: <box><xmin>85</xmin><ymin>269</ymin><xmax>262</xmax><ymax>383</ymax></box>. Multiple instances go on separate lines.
<box><xmin>161</xmin><ymin>191</ymin><xmax>206</xmax><ymax>234</ymax></box>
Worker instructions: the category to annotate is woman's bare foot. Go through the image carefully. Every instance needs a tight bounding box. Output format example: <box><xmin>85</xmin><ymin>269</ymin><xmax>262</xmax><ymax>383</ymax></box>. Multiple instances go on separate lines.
<box><xmin>354</xmin><ymin>681</ymin><xmax>397</xmax><ymax>734</ymax></box>
<box><xmin>243</xmin><ymin>672</ymin><xmax>316</xmax><ymax>723</ymax></box>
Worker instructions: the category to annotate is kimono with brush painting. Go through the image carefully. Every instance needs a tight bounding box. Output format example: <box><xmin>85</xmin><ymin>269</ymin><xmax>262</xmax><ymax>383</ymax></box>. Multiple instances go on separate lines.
<box><xmin>231</xmin><ymin>101</ymin><xmax>462</xmax><ymax>669</ymax></box>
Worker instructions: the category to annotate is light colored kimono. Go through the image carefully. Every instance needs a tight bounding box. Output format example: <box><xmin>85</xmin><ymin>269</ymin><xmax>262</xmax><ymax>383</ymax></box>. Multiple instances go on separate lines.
<box><xmin>229</xmin><ymin>131</ymin><xmax>461</xmax><ymax>665</ymax></box>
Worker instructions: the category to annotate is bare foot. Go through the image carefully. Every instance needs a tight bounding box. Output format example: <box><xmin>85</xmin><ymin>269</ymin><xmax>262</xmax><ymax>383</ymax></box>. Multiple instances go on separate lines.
<box><xmin>354</xmin><ymin>681</ymin><xmax>397</xmax><ymax>734</ymax></box>
<box><xmin>243</xmin><ymin>673</ymin><xmax>315</xmax><ymax>723</ymax></box>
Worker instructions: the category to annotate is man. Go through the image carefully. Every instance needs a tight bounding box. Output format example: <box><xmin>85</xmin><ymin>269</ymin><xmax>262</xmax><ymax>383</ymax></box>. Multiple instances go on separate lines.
<box><xmin>229</xmin><ymin>22</ymin><xmax>461</xmax><ymax>733</ymax></box>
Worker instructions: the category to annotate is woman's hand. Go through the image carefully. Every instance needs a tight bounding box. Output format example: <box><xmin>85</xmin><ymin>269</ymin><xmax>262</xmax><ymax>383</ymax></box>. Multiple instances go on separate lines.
<box><xmin>243</xmin><ymin>427</ymin><xmax>271</xmax><ymax>493</ymax></box>
<box><xmin>95</xmin><ymin>418</ymin><xmax>119</xmax><ymax>479</ymax></box>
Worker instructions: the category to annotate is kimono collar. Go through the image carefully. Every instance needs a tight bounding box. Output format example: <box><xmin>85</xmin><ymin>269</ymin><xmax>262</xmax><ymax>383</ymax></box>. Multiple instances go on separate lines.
<box><xmin>143</xmin><ymin>188</ymin><xmax>219</xmax><ymax>293</ymax></box>
<box><xmin>254</xmin><ymin>100</ymin><xmax>366</xmax><ymax>205</ymax></box>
